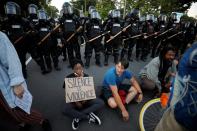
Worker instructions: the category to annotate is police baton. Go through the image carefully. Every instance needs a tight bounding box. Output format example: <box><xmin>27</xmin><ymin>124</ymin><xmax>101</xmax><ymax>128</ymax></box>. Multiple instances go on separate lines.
<box><xmin>14</xmin><ymin>30</ymin><xmax>31</xmax><ymax>44</ymax></box>
<box><xmin>106</xmin><ymin>24</ymin><xmax>131</xmax><ymax>44</ymax></box>
<box><xmin>88</xmin><ymin>31</ymin><xmax>110</xmax><ymax>43</ymax></box>
<box><xmin>123</xmin><ymin>33</ymin><xmax>146</xmax><ymax>42</ymax></box>
<box><xmin>167</xmin><ymin>31</ymin><xmax>183</xmax><ymax>40</ymax></box>
<box><xmin>154</xmin><ymin>28</ymin><xmax>173</xmax><ymax>39</ymax></box>
<box><xmin>38</xmin><ymin>24</ymin><xmax>60</xmax><ymax>45</ymax></box>
<box><xmin>66</xmin><ymin>26</ymin><xmax>83</xmax><ymax>42</ymax></box>
<box><xmin>143</xmin><ymin>32</ymin><xmax>159</xmax><ymax>39</ymax></box>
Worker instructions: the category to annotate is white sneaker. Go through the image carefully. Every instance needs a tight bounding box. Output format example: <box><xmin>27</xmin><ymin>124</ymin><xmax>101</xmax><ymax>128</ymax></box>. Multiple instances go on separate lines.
<box><xmin>88</xmin><ymin>112</ymin><xmax>101</xmax><ymax>125</ymax></box>
<box><xmin>72</xmin><ymin>118</ymin><xmax>80</xmax><ymax>130</ymax></box>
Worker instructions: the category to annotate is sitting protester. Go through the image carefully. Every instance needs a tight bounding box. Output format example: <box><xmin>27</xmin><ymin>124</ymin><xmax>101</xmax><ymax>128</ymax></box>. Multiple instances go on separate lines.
<box><xmin>155</xmin><ymin>42</ymin><xmax>197</xmax><ymax>131</ymax></box>
<box><xmin>0</xmin><ymin>31</ymin><xmax>52</xmax><ymax>131</ymax></box>
<box><xmin>102</xmin><ymin>58</ymin><xmax>143</xmax><ymax>122</ymax></box>
<box><xmin>62</xmin><ymin>59</ymin><xmax>104</xmax><ymax>130</ymax></box>
<box><xmin>139</xmin><ymin>45</ymin><xmax>177</xmax><ymax>95</ymax></box>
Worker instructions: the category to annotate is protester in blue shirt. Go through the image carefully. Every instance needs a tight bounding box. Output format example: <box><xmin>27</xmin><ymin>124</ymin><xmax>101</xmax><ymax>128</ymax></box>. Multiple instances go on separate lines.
<box><xmin>0</xmin><ymin>31</ymin><xmax>51</xmax><ymax>131</ymax></box>
<box><xmin>102</xmin><ymin>58</ymin><xmax>143</xmax><ymax>121</ymax></box>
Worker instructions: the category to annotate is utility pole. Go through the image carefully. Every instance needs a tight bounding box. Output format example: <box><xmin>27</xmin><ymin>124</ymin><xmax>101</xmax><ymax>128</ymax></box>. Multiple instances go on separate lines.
<box><xmin>123</xmin><ymin>0</ymin><xmax>127</xmax><ymax>18</ymax></box>
<box><xmin>84</xmin><ymin>0</ymin><xmax>87</xmax><ymax>16</ymax></box>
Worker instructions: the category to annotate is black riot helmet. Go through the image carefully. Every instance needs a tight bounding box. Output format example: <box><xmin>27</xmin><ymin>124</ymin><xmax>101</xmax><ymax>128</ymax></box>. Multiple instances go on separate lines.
<box><xmin>111</xmin><ymin>9</ymin><xmax>121</xmax><ymax>19</ymax></box>
<box><xmin>60</xmin><ymin>9</ymin><xmax>64</xmax><ymax>17</ymax></box>
<box><xmin>5</xmin><ymin>2</ymin><xmax>21</xmax><ymax>16</ymax></box>
<box><xmin>88</xmin><ymin>6</ymin><xmax>96</xmax><ymax>15</ymax></box>
<box><xmin>28</xmin><ymin>4</ymin><xmax>38</xmax><ymax>15</ymax></box>
<box><xmin>108</xmin><ymin>10</ymin><xmax>112</xmax><ymax>18</ymax></box>
<box><xmin>131</xmin><ymin>8</ymin><xmax>139</xmax><ymax>17</ymax></box>
<box><xmin>38</xmin><ymin>9</ymin><xmax>47</xmax><ymax>21</ymax></box>
<box><xmin>79</xmin><ymin>10</ymin><xmax>85</xmax><ymax>18</ymax></box>
<box><xmin>90</xmin><ymin>10</ymin><xmax>101</xmax><ymax>20</ymax></box>
<box><xmin>62</xmin><ymin>2</ymin><xmax>73</xmax><ymax>15</ymax></box>
<box><xmin>159</xmin><ymin>14</ymin><xmax>167</xmax><ymax>22</ymax></box>
<box><xmin>171</xmin><ymin>13</ymin><xmax>177</xmax><ymax>21</ymax></box>
<box><xmin>146</xmin><ymin>14</ymin><xmax>154</xmax><ymax>22</ymax></box>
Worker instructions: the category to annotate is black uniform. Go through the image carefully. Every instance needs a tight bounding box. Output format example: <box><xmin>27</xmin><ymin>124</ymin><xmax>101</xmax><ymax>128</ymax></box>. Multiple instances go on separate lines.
<box><xmin>35</xmin><ymin>9</ymin><xmax>61</xmax><ymax>74</ymax></box>
<box><xmin>121</xmin><ymin>10</ymin><xmax>140</xmax><ymax>61</ymax></box>
<box><xmin>59</xmin><ymin>2</ymin><xmax>82</xmax><ymax>67</ymax></box>
<box><xmin>84</xmin><ymin>14</ymin><xmax>103</xmax><ymax>68</ymax></box>
<box><xmin>139</xmin><ymin>14</ymin><xmax>155</xmax><ymax>61</ymax></box>
<box><xmin>3</xmin><ymin>2</ymin><xmax>32</xmax><ymax>78</ymax></box>
<box><xmin>104</xmin><ymin>9</ymin><xmax>123</xmax><ymax>65</ymax></box>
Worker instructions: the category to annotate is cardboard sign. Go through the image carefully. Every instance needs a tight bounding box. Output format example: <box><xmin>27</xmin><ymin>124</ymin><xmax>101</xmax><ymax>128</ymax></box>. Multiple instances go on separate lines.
<box><xmin>65</xmin><ymin>77</ymin><xmax>96</xmax><ymax>103</ymax></box>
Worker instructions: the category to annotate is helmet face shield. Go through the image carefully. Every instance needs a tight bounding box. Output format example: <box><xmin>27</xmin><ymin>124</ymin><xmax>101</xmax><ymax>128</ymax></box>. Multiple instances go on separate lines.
<box><xmin>146</xmin><ymin>14</ymin><xmax>154</xmax><ymax>21</ymax></box>
<box><xmin>5</xmin><ymin>3</ymin><xmax>17</xmax><ymax>15</ymax></box>
<box><xmin>63</xmin><ymin>6</ymin><xmax>73</xmax><ymax>15</ymax></box>
<box><xmin>62</xmin><ymin>2</ymin><xmax>73</xmax><ymax>15</ymax></box>
<box><xmin>160</xmin><ymin>15</ymin><xmax>167</xmax><ymax>22</ymax></box>
<box><xmin>171</xmin><ymin>13</ymin><xmax>177</xmax><ymax>20</ymax></box>
<box><xmin>88</xmin><ymin>6</ymin><xmax>96</xmax><ymax>14</ymax></box>
<box><xmin>131</xmin><ymin>9</ymin><xmax>139</xmax><ymax>17</ymax></box>
<box><xmin>6</xmin><ymin>5</ymin><xmax>16</xmax><ymax>15</ymax></box>
<box><xmin>112</xmin><ymin>10</ymin><xmax>120</xmax><ymax>18</ymax></box>
<box><xmin>28</xmin><ymin>4</ymin><xmax>37</xmax><ymax>14</ymax></box>
<box><xmin>91</xmin><ymin>11</ymin><xmax>100</xmax><ymax>19</ymax></box>
<box><xmin>38</xmin><ymin>10</ymin><xmax>47</xmax><ymax>20</ymax></box>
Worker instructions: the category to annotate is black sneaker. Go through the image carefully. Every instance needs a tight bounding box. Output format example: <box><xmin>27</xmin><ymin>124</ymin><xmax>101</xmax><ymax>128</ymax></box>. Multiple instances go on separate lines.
<box><xmin>42</xmin><ymin>119</ymin><xmax>52</xmax><ymax>131</ymax></box>
<box><xmin>72</xmin><ymin>118</ymin><xmax>80</xmax><ymax>130</ymax></box>
<box><xmin>88</xmin><ymin>112</ymin><xmax>101</xmax><ymax>125</ymax></box>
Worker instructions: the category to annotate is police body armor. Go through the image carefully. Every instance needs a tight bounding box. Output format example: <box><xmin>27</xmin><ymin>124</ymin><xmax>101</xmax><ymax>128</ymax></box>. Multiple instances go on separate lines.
<box><xmin>8</xmin><ymin>19</ymin><xmax>24</xmax><ymax>42</ymax></box>
<box><xmin>89</xmin><ymin>23</ymin><xmax>101</xmax><ymax>39</ymax></box>
<box><xmin>64</xmin><ymin>18</ymin><xmax>76</xmax><ymax>33</ymax></box>
<box><xmin>111</xmin><ymin>21</ymin><xmax>122</xmax><ymax>36</ymax></box>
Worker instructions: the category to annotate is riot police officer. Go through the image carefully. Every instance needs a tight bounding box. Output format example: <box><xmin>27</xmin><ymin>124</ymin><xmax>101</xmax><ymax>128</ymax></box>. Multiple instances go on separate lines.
<box><xmin>35</xmin><ymin>9</ymin><xmax>54</xmax><ymax>74</ymax></box>
<box><xmin>59</xmin><ymin>2</ymin><xmax>82</xmax><ymax>67</ymax></box>
<box><xmin>121</xmin><ymin>8</ymin><xmax>140</xmax><ymax>61</ymax></box>
<box><xmin>151</xmin><ymin>14</ymin><xmax>168</xmax><ymax>58</ymax></box>
<box><xmin>139</xmin><ymin>14</ymin><xmax>155</xmax><ymax>61</ymax></box>
<box><xmin>3</xmin><ymin>2</ymin><xmax>31</xmax><ymax>78</ymax></box>
<box><xmin>84</xmin><ymin>10</ymin><xmax>103</xmax><ymax>68</ymax></box>
<box><xmin>104</xmin><ymin>9</ymin><xmax>123</xmax><ymax>65</ymax></box>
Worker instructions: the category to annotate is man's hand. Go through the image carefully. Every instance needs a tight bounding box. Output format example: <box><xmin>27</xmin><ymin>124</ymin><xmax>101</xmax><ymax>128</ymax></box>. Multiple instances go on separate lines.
<box><xmin>136</xmin><ymin>93</ymin><xmax>143</xmax><ymax>103</ymax></box>
<box><xmin>122</xmin><ymin>28</ymin><xmax>127</xmax><ymax>32</ymax></box>
<box><xmin>13</xmin><ymin>85</ymin><xmax>24</xmax><ymax>99</ymax></box>
<box><xmin>122</xmin><ymin>110</ymin><xmax>129</xmax><ymax>121</ymax></box>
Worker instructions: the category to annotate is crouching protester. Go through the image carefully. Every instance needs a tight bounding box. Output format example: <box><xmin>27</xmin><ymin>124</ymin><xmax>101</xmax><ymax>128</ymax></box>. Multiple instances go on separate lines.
<box><xmin>139</xmin><ymin>45</ymin><xmax>177</xmax><ymax>101</ymax></box>
<box><xmin>62</xmin><ymin>59</ymin><xmax>104</xmax><ymax>130</ymax></box>
<box><xmin>102</xmin><ymin>58</ymin><xmax>143</xmax><ymax>121</ymax></box>
<box><xmin>155</xmin><ymin>42</ymin><xmax>197</xmax><ymax>131</ymax></box>
<box><xmin>0</xmin><ymin>31</ymin><xmax>52</xmax><ymax>131</ymax></box>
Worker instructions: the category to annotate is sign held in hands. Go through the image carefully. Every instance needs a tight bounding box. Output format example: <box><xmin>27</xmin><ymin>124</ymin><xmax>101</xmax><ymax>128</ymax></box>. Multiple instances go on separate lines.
<box><xmin>65</xmin><ymin>77</ymin><xmax>96</xmax><ymax>103</ymax></box>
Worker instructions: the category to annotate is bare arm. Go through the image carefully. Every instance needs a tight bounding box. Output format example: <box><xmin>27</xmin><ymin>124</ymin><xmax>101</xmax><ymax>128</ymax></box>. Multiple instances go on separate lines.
<box><xmin>130</xmin><ymin>77</ymin><xmax>142</xmax><ymax>94</ymax></box>
<box><xmin>110</xmin><ymin>85</ymin><xmax>129</xmax><ymax>121</ymax></box>
<box><xmin>130</xmin><ymin>77</ymin><xmax>143</xmax><ymax>102</ymax></box>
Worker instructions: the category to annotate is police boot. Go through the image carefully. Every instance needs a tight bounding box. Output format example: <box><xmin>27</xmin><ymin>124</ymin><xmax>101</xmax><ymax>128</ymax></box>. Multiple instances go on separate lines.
<box><xmin>128</xmin><ymin>52</ymin><xmax>133</xmax><ymax>62</ymax></box>
<box><xmin>54</xmin><ymin>64</ymin><xmax>61</xmax><ymax>71</ymax></box>
<box><xmin>104</xmin><ymin>55</ymin><xmax>109</xmax><ymax>66</ymax></box>
<box><xmin>120</xmin><ymin>49</ymin><xmax>126</xmax><ymax>60</ymax></box>
<box><xmin>95</xmin><ymin>56</ymin><xmax>102</xmax><ymax>67</ymax></box>
<box><xmin>114</xmin><ymin>55</ymin><xmax>119</xmax><ymax>64</ymax></box>
<box><xmin>85</xmin><ymin>58</ymin><xmax>90</xmax><ymax>69</ymax></box>
<box><xmin>141</xmin><ymin>53</ymin><xmax>147</xmax><ymax>62</ymax></box>
<box><xmin>41</xmin><ymin>66</ymin><xmax>49</xmax><ymax>75</ymax></box>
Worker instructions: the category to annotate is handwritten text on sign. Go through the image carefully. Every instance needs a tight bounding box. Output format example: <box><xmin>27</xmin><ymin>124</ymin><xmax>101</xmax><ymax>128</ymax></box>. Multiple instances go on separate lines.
<box><xmin>65</xmin><ymin>77</ymin><xmax>96</xmax><ymax>103</ymax></box>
